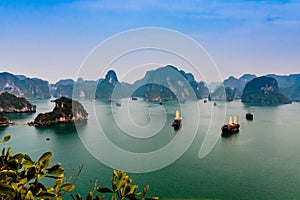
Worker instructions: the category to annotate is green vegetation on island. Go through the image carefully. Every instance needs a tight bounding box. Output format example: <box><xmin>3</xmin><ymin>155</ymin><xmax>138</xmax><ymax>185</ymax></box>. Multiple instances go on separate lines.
<box><xmin>0</xmin><ymin>92</ymin><xmax>36</xmax><ymax>113</ymax></box>
<box><xmin>30</xmin><ymin>97</ymin><xmax>88</xmax><ymax>126</ymax></box>
<box><xmin>241</xmin><ymin>76</ymin><xmax>291</xmax><ymax>105</ymax></box>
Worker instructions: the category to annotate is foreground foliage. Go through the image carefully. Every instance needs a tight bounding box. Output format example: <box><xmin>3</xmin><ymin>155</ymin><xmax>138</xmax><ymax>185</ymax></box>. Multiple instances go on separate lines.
<box><xmin>73</xmin><ymin>170</ymin><xmax>158</xmax><ymax>200</ymax></box>
<box><xmin>0</xmin><ymin>134</ymin><xmax>76</xmax><ymax>199</ymax></box>
<box><xmin>0</xmin><ymin>135</ymin><xmax>158</xmax><ymax>200</ymax></box>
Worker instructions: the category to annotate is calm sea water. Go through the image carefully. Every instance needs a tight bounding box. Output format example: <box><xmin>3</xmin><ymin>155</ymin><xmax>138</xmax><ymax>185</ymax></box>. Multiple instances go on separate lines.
<box><xmin>1</xmin><ymin>99</ymin><xmax>300</xmax><ymax>200</ymax></box>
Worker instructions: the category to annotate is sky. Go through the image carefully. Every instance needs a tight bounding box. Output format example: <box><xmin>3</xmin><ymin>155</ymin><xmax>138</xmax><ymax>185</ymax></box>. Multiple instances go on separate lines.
<box><xmin>0</xmin><ymin>0</ymin><xmax>299</xmax><ymax>84</ymax></box>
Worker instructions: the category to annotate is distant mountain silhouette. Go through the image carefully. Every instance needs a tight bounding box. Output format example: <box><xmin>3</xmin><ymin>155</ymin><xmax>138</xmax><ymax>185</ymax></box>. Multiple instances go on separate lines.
<box><xmin>223</xmin><ymin>74</ymin><xmax>257</xmax><ymax>94</ymax></box>
<box><xmin>1</xmin><ymin>67</ymin><xmax>300</xmax><ymax>102</ymax></box>
<box><xmin>0</xmin><ymin>72</ymin><xmax>50</xmax><ymax>99</ymax></box>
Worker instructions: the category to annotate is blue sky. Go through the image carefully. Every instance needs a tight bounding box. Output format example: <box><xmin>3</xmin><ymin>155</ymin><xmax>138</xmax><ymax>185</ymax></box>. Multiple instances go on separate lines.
<box><xmin>0</xmin><ymin>0</ymin><xmax>299</xmax><ymax>83</ymax></box>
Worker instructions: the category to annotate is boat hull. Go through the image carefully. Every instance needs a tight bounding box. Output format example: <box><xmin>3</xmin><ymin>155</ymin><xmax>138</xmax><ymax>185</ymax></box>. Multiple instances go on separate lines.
<box><xmin>172</xmin><ymin>119</ymin><xmax>182</xmax><ymax>130</ymax></box>
<box><xmin>246</xmin><ymin>113</ymin><xmax>253</xmax><ymax>120</ymax></box>
<box><xmin>221</xmin><ymin>124</ymin><xmax>240</xmax><ymax>137</ymax></box>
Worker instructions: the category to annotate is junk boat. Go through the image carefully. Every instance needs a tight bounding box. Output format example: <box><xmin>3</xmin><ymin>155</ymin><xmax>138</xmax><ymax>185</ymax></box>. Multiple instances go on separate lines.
<box><xmin>172</xmin><ymin>110</ymin><xmax>182</xmax><ymax>130</ymax></box>
<box><xmin>246</xmin><ymin>112</ymin><xmax>253</xmax><ymax>120</ymax></box>
<box><xmin>221</xmin><ymin>116</ymin><xmax>240</xmax><ymax>136</ymax></box>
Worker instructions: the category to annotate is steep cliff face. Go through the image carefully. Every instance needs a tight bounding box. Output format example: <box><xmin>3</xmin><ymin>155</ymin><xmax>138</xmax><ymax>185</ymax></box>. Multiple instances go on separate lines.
<box><xmin>0</xmin><ymin>72</ymin><xmax>50</xmax><ymax>99</ymax></box>
<box><xmin>224</xmin><ymin>74</ymin><xmax>257</xmax><ymax>95</ymax></box>
<box><xmin>0</xmin><ymin>92</ymin><xmax>36</xmax><ymax>113</ymax></box>
<box><xmin>131</xmin><ymin>65</ymin><xmax>209</xmax><ymax>101</ymax></box>
<box><xmin>241</xmin><ymin>76</ymin><xmax>291</xmax><ymax>105</ymax></box>
<box><xmin>95</xmin><ymin>70</ymin><xmax>120</xmax><ymax>99</ymax></box>
<box><xmin>32</xmin><ymin>97</ymin><xmax>88</xmax><ymax>126</ymax></box>
<box><xmin>281</xmin><ymin>82</ymin><xmax>300</xmax><ymax>101</ymax></box>
<box><xmin>209</xmin><ymin>86</ymin><xmax>235</xmax><ymax>101</ymax></box>
<box><xmin>0</xmin><ymin>112</ymin><xmax>10</xmax><ymax>126</ymax></box>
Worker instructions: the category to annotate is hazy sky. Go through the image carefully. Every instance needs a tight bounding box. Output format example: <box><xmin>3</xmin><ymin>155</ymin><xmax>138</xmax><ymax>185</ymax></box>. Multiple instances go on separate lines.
<box><xmin>0</xmin><ymin>0</ymin><xmax>299</xmax><ymax>83</ymax></box>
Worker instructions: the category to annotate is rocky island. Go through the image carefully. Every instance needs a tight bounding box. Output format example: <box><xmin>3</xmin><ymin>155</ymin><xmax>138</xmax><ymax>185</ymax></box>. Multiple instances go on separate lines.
<box><xmin>29</xmin><ymin>96</ymin><xmax>88</xmax><ymax>126</ymax></box>
<box><xmin>0</xmin><ymin>112</ymin><xmax>12</xmax><ymax>126</ymax></box>
<box><xmin>241</xmin><ymin>76</ymin><xmax>291</xmax><ymax>105</ymax></box>
<box><xmin>0</xmin><ymin>92</ymin><xmax>36</xmax><ymax>113</ymax></box>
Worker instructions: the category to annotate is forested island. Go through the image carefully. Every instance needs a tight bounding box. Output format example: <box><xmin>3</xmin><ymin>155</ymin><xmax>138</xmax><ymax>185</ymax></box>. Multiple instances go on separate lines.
<box><xmin>29</xmin><ymin>96</ymin><xmax>88</xmax><ymax>126</ymax></box>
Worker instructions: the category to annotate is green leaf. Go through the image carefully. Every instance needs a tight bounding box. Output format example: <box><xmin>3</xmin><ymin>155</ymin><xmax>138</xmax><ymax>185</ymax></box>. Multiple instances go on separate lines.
<box><xmin>3</xmin><ymin>134</ymin><xmax>11</xmax><ymax>142</ymax></box>
<box><xmin>37</xmin><ymin>182</ymin><xmax>48</xmax><ymax>192</ymax></box>
<box><xmin>127</xmin><ymin>185</ymin><xmax>138</xmax><ymax>196</ymax></box>
<box><xmin>86</xmin><ymin>191</ymin><xmax>93</xmax><ymax>200</ymax></box>
<box><xmin>26</xmin><ymin>166</ymin><xmax>36</xmax><ymax>180</ymax></box>
<box><xmin>96</xmin><ymin>186</ymin><xmax>113</xmax><ymax>193</ymax></box>
<box><xmin>36</xmin><ymin>191</ymin><xmax>56</xmax><ymax>198</ymax></box>
<box><xmin>11</xmin><ymin>153</ymin><xmax>25</xmax><ymax>161</ymax></box>
<box><xmin>8</xmin><ymin>158</ymin><xmax>19</xmax><ymax>170</ymax></box>
<box><xmin>143</xmin><ymin>185</ymin><xmax>149</xmax><ymax>195</ymax></box>
<box><xmin>25</xmin><ymin>190</ymin><xmax>34</xmax><ymax>200</ymax></box>
<box><xmin>46</xmin><ymin>163</ymin><xmax>62</xmax><ymax>173</ymax></box>
<box><xmin>22</xmin><ymin>160</ymin><xmax>35</xmax><ymax>168</ymax></box>
<box><xmin>47</xmin><ymin>167</ymin><xmax>64</xmax><ymax>175</ymax></box>
<box><xmin>6</xmin><ymin>147</ymin><xmax>12</xmax><ymax>157</ymax></box>
<box><xmin>0</xmin><ymin>184</ymin><xmax>16</xmax><ymax>197</ymax></box>
<box><xmin>0</xmin><ymin>170</ymin><xmax>17</xmax><ymax>179</ymax></box>
<box><xmin>24</xmin><ymin>154</ymin><xmax>33</xmax><ymax>162</ymax></box>
<box><xmin>18</xmin><ymin>178</ymin><xmax>28</xmax><ymax>185</ymax></box>
<box><xmin>75</xmin><ymin>193</ymin><xmax>82</xmax><ymax>200</ymax></box>
<box><xmin>38</xmin><ymin>151</ymin><xmax>53</xmax><ymax>163</ymax></box>
<box><xmin>59</xmin><ymin>183</ymin><xmax>75</xmax><ymax>191</ymax></box>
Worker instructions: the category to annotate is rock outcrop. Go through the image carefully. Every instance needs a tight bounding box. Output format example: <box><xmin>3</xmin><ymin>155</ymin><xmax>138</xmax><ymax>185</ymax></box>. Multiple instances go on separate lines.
<box><xmin>131</xmin><ymin>65</ymin><xmax>209</xmax><ymax>101</ymax></box>
<box><xmin>30</xmin><ymin>96</ymin><xmax>88</xmax><ymax>126</ymax></box>
<box><xmin>241</xmin><ymin>76</ymin><xmax>291</xmax><ymax>105</ymax></box>
<box><xmin>0</xmin><ymin>112</ymin><xmax>11</xmax><ymax>126</ymax></box>
<box><xmin>0</xmin><ymin>92</ymin><xmax>36</xmax><ymax>113</ymax></box>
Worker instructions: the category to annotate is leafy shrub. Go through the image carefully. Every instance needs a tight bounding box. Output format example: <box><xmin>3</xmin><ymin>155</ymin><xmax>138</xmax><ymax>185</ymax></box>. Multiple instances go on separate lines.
<box><xmin>0</xmin><ymin>135</ymin><xmax>158</xmax><ymax>200</ymax></box>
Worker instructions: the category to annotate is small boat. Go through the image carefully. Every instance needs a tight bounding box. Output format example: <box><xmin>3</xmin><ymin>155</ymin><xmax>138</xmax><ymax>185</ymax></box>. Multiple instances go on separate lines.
<box><xmin>221</xmin><ymin>116</ymin><xmax>240</xmax><ymax>137</ymax></box>
<box><xmin>246</xmin><ymin>112</ymin><xmax>253</xmax><ymax>120</ymax></box>
<box><xmin>116</xmin><ymin>102</ymin><xmax>121</xmax><ymax>107</ymax></box>
<box><xmin>172</xmin><ymin>110</ymin><xmax>182</xmax><ymax>130</ymax></box>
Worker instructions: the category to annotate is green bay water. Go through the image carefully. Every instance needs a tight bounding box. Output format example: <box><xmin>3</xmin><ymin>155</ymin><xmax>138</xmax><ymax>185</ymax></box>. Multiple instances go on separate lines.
<box><xmin>1</xmin><ymin>99</ymin><xmax>300</xmax><ymax>199</ymax></box>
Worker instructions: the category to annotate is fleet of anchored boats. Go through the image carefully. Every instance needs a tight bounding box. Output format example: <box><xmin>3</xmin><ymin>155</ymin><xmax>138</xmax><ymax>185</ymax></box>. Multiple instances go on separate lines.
<box><xmin>110</xmin><ymin>97</ymin><xmax>254</xmax><ymax>136</ymax></box>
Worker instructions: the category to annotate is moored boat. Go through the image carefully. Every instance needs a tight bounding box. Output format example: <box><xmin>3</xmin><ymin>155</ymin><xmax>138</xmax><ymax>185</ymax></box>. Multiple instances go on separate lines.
<box><xmin>246</xmin><ymin>112</ymin><xmax>253</xmax><ymax>120</ymax></box>
<box><xmin>221</xmin><ymin>116</ymin><xmax>240</xmax><ymax>137</ymax></box>
<box><xmin>172</xmin><ymin>110</ymin><xmax>182</xmax><ymax>130</ymax></box>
